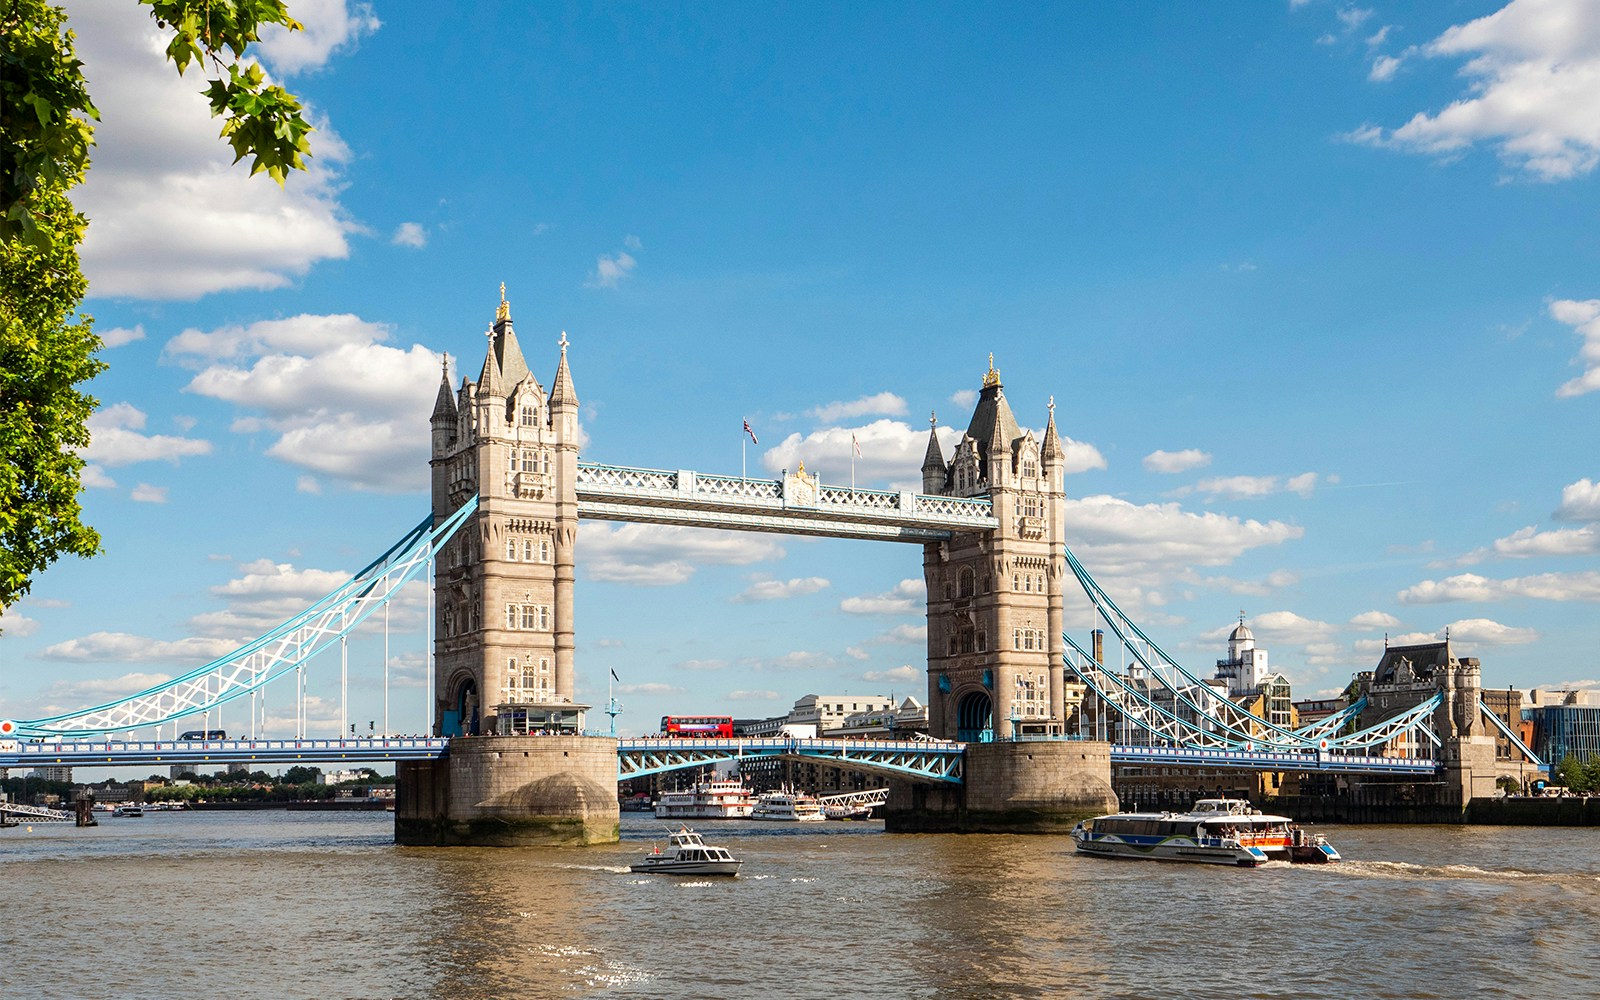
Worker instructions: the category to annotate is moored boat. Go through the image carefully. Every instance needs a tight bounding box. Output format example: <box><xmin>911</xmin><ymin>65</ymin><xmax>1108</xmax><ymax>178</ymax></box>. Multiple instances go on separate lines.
<box><xmin>653</xmin><ymin>778</ymin><xmax>756</xmax><ymax>819</ymax></box>
<box><xmin>1072</xmin><ymin>798</ymin><xmax>1340</xmax><ymax>867</ymax></box>
<box><xmin>112</xmin><ymin>804</ymin><xmax>145</xmax><ymax>818</ymax></box>
<box><xmin>629</xmin><ymin>827</ymin><xmax>742</xmax><ymax>876</ymax></box>
<box><xmin>750</xmin><ymin>789</ymin><xmax>825</xmax><ymax>822</ymax></box>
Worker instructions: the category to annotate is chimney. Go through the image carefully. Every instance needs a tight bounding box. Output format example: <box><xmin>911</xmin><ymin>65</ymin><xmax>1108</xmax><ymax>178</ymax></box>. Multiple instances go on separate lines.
<box><xmin>1092</xmin><ymin>629</ymin><xmax>1104</xmax><ymax>666</ymax></box>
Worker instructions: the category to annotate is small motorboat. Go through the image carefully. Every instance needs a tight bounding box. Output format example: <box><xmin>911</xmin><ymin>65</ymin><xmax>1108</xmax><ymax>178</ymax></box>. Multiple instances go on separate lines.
<box><xmin>629</xmin><ymin>827</ymin><xmax>742</xmax><ymax>876</ymax></box>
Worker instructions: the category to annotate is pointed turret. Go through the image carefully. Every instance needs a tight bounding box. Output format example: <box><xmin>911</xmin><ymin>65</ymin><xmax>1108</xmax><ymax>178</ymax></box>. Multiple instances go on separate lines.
<box><xmin>1041</xmin><ymin>395</ymin><xmax>1063</xmax><ymax>464</ymax></box>
<box><xmin>964</xmin><ymin>353</ymin><xmax>1023</xmax><ymax>472</ymax></box>
<box><xmin>921</xmin><ymin>411</ymin><xmax>946</xmax><ymax>493</ymax></box>
<box><xmin>550</xmin><ymin>331</ymin><xmax>578</xmax><ymax>409</ymax></box>
<box><xmin>431</xmin><ymin>355</ymin><xmax>457</xmax><ymax>424</ymax></box>
<box><xmin>477</xmin><ymin>325</ymin><xmax>504</xmax><ymax>398</ymax></box>
<box><xmin>490</xmin><ymin>283</ymin><xmax>532</xmax><ymax>389</ymax></box>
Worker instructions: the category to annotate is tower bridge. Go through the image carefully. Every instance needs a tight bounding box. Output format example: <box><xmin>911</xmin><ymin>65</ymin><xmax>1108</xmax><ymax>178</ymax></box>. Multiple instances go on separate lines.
<box><xmin>2</xmin><ymin>289</ymin><xmax>1540</xmax><ymax>842</ymax></box>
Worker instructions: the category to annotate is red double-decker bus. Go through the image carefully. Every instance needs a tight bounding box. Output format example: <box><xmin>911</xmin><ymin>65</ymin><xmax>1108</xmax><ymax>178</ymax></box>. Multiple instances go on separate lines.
<box><xmin>660</xmin><ymin>715</ymin><xmax>734</xmax><ymax>738</ymax></box>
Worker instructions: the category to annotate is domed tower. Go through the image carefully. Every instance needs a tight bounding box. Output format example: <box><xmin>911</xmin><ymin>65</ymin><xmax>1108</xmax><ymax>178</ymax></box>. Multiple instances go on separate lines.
<box><xmin>922</xmin><ymin>355</ymin><xmax>1068</xmax><ymax>740</ymax></box>
<box><xmin>428</xmin><ymin>286</ymin><xmax>586</xmax><ymax>737</ymax></box>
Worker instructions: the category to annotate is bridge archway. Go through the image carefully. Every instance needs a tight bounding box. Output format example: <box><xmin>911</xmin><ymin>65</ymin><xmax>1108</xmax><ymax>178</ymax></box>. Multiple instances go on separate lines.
<box><xmin>441</xmin><ymin>673</ymin><xmax>480</xmax><ymax>737</ymax></box>
<box><xmin>956</xmin><ymin>690</ymin><xmax>992</xmax><ymax>743</ymax></box>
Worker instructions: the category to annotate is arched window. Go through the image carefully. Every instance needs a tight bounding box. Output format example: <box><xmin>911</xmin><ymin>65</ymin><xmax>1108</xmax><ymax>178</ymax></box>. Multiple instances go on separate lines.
<box><xmin>520</xmin><ymin>403</ymin><xmax>535</xmax><ymax>426</ymax></box>
<box><xmin>958</xmin><ymin>568</ymin><xmax>975</xmax><ymax>598</ymax></box>
<box><xmin>523</xmin><ymin>539</ymin><xmax>534</xmax><ymax>561</ymax></box>
<box><xmin>506</xmin><ymin>538</ymin><xmax>517</xmax><ymax>560</ymax></box>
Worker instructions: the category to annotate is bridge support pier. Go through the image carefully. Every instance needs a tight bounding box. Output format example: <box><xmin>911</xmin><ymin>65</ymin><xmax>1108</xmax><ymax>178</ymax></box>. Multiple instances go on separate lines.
<box><xmin>885</xmin><ymin>741</ymin><xmax>1117</xmax><ymax>833</ymax></box>
<box><xmin>395</xmin><ymin>735</ymin><xmax>619</xmax><ymax>846</ymax></box>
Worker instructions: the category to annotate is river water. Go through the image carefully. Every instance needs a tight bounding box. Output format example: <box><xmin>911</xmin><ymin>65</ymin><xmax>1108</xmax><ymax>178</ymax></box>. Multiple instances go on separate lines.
<box><xmin>1</xmin><ymin>810</ymin><xmax>1594</xmax><ymax>999</ymax></box>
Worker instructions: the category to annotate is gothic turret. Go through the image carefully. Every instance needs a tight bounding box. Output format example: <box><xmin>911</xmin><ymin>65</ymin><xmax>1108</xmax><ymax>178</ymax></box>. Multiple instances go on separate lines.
<box><xmin>921</xmin><ymin>412</ymin><xmax>946</xmax><ymax>493</ymax></box>
<box><xmin>966</xmin><ymin>354</ymin><xmax>1023</xmax><ymax>486</ymax></box>
<box><xmin>431</xmin><ymin>355</ymin><xmax>457</xmax><ymax>455</ymax></box>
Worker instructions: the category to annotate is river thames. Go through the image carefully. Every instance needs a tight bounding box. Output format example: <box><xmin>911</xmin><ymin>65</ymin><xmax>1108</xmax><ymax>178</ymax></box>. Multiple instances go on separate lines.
<box><xmin>1</xmin><ymin>810</ymin><xmax>1595</xmax><ymax>999</ymax></box>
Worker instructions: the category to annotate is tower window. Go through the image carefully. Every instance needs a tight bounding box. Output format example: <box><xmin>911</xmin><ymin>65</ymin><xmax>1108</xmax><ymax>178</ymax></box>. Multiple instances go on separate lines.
<box><xmin>520</xmin><ymin>404</ymin><xmax>535</xmax><ymax>426</ymax></box>
<box><xmin>958</xmin><ymin>568</ymin><xmax>975</xmax><ymax>599</ymax></box>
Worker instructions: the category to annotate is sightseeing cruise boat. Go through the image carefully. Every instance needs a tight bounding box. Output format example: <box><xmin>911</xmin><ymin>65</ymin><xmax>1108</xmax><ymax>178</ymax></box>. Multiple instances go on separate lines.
<box><xmin>653</xmin><ymin>778</ymin><xmax>756</xmax><ymax>820</ymax></box>
<box><xmin>1072</xmin><ymin>798</ymin><xmax>1341</xmax><ymax>867</ymax></box>
<box><xmin>629</xmin><ymin>827</ymin><xmax>743</xmax><ymax>876</ymax></box>
<box><xmin>750</xmin><ymin>789</ymin><xmax>826</xmax><ymax>822</ymax></box>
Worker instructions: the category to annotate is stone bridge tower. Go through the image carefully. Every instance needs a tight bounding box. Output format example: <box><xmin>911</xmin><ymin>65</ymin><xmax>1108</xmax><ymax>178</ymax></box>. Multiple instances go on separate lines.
<box><xmin>921</xmin><ymin>356</ymin><xmax>1069</xmax><ymax>741</ymax></box>
<box><xmin>428</xmin><ymin>288</ymin><xmax>583</xmax><ymax>737</ymax></box>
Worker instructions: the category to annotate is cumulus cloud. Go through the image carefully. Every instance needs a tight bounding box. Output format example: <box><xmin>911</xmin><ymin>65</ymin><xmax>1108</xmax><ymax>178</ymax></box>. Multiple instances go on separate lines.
<box><xmin>1143</xmin><ymin>449</ymin><xmax>1212</xmax><ymax>474</ymax></box>
<box><xmin>39</xmin><ymin>632</ymin><xmax>239</xmax><ymax>664</ymax></box>
<box><xmin>731</xmin><ymin>577</ymin><xmax>830</xmax><ymax>603</ymax></box>
<box><xmin>1398</xmin><ymin>570</ymin><xmax>1600</xmax><ymax>603</ymax></box>
<box><xmin>130</xmin><ymin>483</ymin><xmax>168</xmax><ymax>503</ymax></box>
<box><xmin>391</xmin><ymin>222</ymin><xmax>427</xmax><ymax>248</ymax></box>
<box><xmin>83</xmin><ymin>403</ymin><xmax>211</xmax><ymax>467</ymax></box>
<box><xmin>1346</xmin><ymin>0</ymin><xmax>1600</xmax><ymax>181</ymax></box>
<box><xmin>808</xmin><ymin>393</ymin><xmax>908</xmax><ymax>422</ymax></box>
<box><xmin>68</xmin><ymin>2</ymin><xmax>354</xmax><ymax>298</ymax></box>
<box><xmin>1446</xmin><ymin>618</ymin><xmax>1540</xmax><ymax>645</ymax></box>
<box><xmin>1551</xmin><ymin>299</ymin><xmax>1600</xmax><ymax>397</ymax></box>
<box><xmin>618</xmin><ymin>682</ymin><xmax>683</xmax><ymax>696</ymax></box>
<box><xmin>863</xmin><ymin>665</ymin><xmax>921</xmax><ymax>683</ymax></box>
<box><xmin>1248</xmin><ymin>610</ymin><xmax>1340</xmax><ymax>643</ymax></box>
<box><xmin>579</xmin><ymin>523</ymin><xmax>783</xmax><ymax>585</ymax></box>
<box><xmin>166</xmin><ymin>314</ymin><xmax>442</xmax><ymax>492</ymax></box>
<box><xmin>1</xmin><ymin>607</ymin><xmax>40</xmax><ymax>637</ymax></box>
<box><xmin>1186</xmin><ymin>473</ymin><xmax>1320</xmax><ymax>501</ymax></box>
<box><xmin>1554</xmin><ymin>477</ymin><xmax>1600</xmax><ymax>520</ymax></box>
<box><xmin>840</xmin><ymin>579</ymin><xmax>923</xmax><ymax>616</ymax></box>
<box><xmin>866</xmin><ymin>623</ymin><xmax>925</xmax><ymax>646</ymax></box>
<box><xmin>256</xmin><ymin>0</ymin><xmax>381</xmax><ymax>76</ymax></box>
<box><xmin>1464</xmin><ymin>523</ymin><xmax>1600</xmax><ymax>562</ymax></box>
<box><xmin>1063</xmin><ymin>495</ymin><xmax>1303</xmax><ymax>597</ymax></box>
<box><xmin>1349</xmin><ymin>610</ymin><xmax>1403</xmax><ymax>629</ymax></box>
<box><xmin>99</xmin><ymin>325</ymin><xmax>146</xmax><ymax>348</ymax></box>
<box><xmin>1369</xmin><ymin>54</ymin><xmax>1403</xmax><ymax>81</ymax></box>
<box><xmin>950</xmin><ymin>389</ymin><xmax>978</xmax><ymax>409</ymax></box>
<box><xmin>728</xmin><ymin>689</ymin><xmax>781</xmax><ymax>701</ymax></box>
<box><xmin>45</xmin><ymin>671</ymin><xmax>176</xmax><ymax>701</ymax></box>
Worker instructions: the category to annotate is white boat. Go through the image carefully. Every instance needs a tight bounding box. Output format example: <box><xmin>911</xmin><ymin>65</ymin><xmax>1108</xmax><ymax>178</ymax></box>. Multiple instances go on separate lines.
<box><xmin>629</xmin><ymin>827</ymin><xmax>742</xmax><ymax>876</ymax></box>
<box><xmin>1072</xmin><ymin>798</ymin><xmax>1340</xmax><ymax>867</ymax></box>
<box><xmin>112</xmin><ymin>804</ymin><xmax>145</xmax><ymax>818</ymax></box>
<box><xmin>653</xmin><ymin>778</ymin><xmax>756</xmax><ymax>819</ymax></box>
<box><xmin>750</xmin><ymin>789</ymin><xmax>825</xmax><ymax>822</ymax></box>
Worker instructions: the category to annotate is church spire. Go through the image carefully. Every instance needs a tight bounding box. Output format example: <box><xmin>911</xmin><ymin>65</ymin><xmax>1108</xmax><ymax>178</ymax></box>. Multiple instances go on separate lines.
<box><xmin>1041</xmin><ymin>395</ymin><xmax>1064</xmax><ymax>464</ymax></box>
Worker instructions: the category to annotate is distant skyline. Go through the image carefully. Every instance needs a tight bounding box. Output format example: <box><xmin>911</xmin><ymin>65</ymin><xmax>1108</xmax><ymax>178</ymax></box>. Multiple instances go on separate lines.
<box><xmin>4</xmin><ymin>1</ymin><xmax>1599</xmax><ymax>746</ymax></box>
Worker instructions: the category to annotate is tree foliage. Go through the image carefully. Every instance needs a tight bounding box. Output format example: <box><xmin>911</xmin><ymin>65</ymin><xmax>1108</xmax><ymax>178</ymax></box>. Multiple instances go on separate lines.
<box><xmin>0</xmin><ymin>1</ymin><xmax>311</xmax><ymax>616</ymax></box>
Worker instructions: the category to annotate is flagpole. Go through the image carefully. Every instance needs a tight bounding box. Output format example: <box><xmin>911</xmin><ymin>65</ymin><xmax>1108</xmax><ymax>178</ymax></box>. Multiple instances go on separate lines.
<box><xmin>741</xmin><ymin>430</ymin><xmax>746</xmax><ymax>481</ymax></box>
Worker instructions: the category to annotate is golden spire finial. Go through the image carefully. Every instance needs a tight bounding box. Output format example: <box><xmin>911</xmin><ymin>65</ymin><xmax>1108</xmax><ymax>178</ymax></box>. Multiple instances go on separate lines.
<box><xmin>983</xmin><ymin>352</ymin><xmax>1001</xmax><ymax>388</ymax></box>
<box><xmin>496</xmin><ymin>282</ymin><xmax>510</xmax><ymax>322</ymax></box>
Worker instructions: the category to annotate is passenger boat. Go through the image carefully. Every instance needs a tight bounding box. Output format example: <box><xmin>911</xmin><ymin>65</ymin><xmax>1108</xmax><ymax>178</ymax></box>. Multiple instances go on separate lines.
<box><xmin>1072</xmin><ymin>798</ymin><xmax>1340</xmax><ymax>867</ymax></box>
<box><xmin>112</xmin><ymin>804</ymin><xmax>145</xmax><ymax>818</ymax></box>
<box><xmin>629</xmin><ymin>827</ymin><xmax>743</xmax><ymax>876</ymax></box>
<box><xmin>750</xmin><ymin>789</ymin><xmax>826</xmax><ymax>822</ymax></box>
<box><xmin>653</xmin><ymin>778</ymin><xmax>756</xmax><ymax>819</ymax></box>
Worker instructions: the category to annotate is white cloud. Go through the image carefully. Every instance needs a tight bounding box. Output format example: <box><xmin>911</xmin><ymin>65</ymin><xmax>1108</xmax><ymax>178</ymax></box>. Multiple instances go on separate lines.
<box><xmin>1189</xmin><ymin>473</ymin><xmax>1320</xmax><ymax>500</ymax></box>
<box><xmin>39</xmin><ymin>632</ymin><xmax>239</xmax><ymax>664</ymax></box>
<box><xmin>1063</xmin><ymin>494</ymin><xmax>1304</xmax><ymax>596</ymax></box>
<box><xmin>1</xmin><ymin>607</ymin><xmax>40</xmax><ymax>637</ymax></box>
<box><xmin>83</xmin><ymin>403</ymin><xmax>211</xmax><ymax>467</ymax></box>
<box><xmin>840</xmin><ymin>579</ymin><xmax>923</xmax><ymax>616</ymax></box>
<box><xmin>256</xmin><ymin>0</ymin><xmax>381</xmax><ymax>76</ymax></box>
<box><xmin>1554</xmin><ymin>477</ymin><xmax>1600</xmax><ymax>520</ymax></box>
<box><xmin>728</xmin><ymin>689</ymin><xmax>781</xmax><ymax>701</ymax></box>
<box><xmin>1551</xmin><ymin>299</ymin><xmax>1600</xmax><ymax>397</ymax></box>
<box><xmin>675</xmin><ymin>658</ymin><xmax>729</xmax><ymax>671</ymax></box>
<box><xmin>67</xmin><ymin>2</ymin><xmax>354</xmax><ymax>299</ymax></box>
<box><xmin>579</xmin><ymin>523</ymin><xmax>783</xmax><ymax>585</ymax></box>
<box><xmin>587</xmin><ymin>245</ymin><xmax>638</xmax><ymax>289</ymax></box>
<box><xmin>391</xmin><ymin>222</ymin><xmax>427</xmax><ymax>248</ymax></box>
<box><xmin>1347</xmin><ymin>0</ymin><xmax>1600</xmax><ymax>181</ymax></box>
<box><xmin>1367</xmin><ymin>25</ymin><xmax>1394</xmax><ymax>47</ymax></box>
<box><xmin>950</xmin><ymin>389</ymin><xmax>977</xmax><ymax>409</ymax></box>
<box><xmin>863</xmin><ymin>665</ymin><xmax>921</xmax><ymax>683</ymax></box>
<box><xmin>167</xmin><ymin>314</ymin><xmax>443</xmax><ymax>492</ymax></box>
<box><xmin>46</xmin><ymin>671</ymin><xmax>176</xmax><ymax>701</ymax></box>
<box><xmin>618</xmin><ymin>682</ymin><xmax>683</xmax><ymax>696</ymax></box>
<box><xmin>1338</xmin><ymin>7</ymin><xmax>1375</xmax><ymax>31</ymax></box>
<box><xmin>296</xmin><ymin>475</ymin><xmax>322</xmax><ymax>494</ymax></box>
<box><xmin>866</xmin><ymin>624</ymin><xmax>925</xmax><ymax>646</ymax></box>
<box><xmin>1250</xmin><ymin>610</ymin><xmax>1340</xmax><ymax>643</ymax></box>
<box><xmin>732</xmin><ymin>577</ymin><xmax>830</xmax><ymax>603</ymax></box>
<box><xmin>1398</xmin><ymin>570</ymin><xmax>1600</xmax><ymax>603</ymax></box>
<box><xmin>1143</xmin><ymin>449</ymin><xmax>1212</xmax><ymax>474</ymax></box>
<box><xmin>1447</xmin><ymin>617</ymin><xmax>1540</xmax><ymax>645</ymax></box>
<box><xmin>1481</xmin><ymin>523</ymin><xmax>1600</xmax><ymax>560</ymax></box>
<box><xmin>100</xmin><ymin>324</ymin><xmax>145</xmax><ymax>348</ymax></box>
<box><xmin>1349</xmin><ymin>610</ymin><xmax>1402</xmax><ymax>629</ymax></box>
<box><xmin>81</xmin><ymin>465</ymin><xmax>117</xmax><ymax>489</ymax></box>
<box><xmin>808</xmin><ymin>393</ymin><xmax>908</xmax><ymax>422</ymax></box>
<box><xmin>184</xmin><ymin>558</ymin><xmax>355</xmax><ymax>638</ymax></box>
<box><xmin>130</xmin><ymin>483</ymin><xmax>168</xmax><ymax>503</ymax></box>
<box><xmin>1369</xmin><ymin>54</ymin><xmax>1403</xmax><ymax>81</ymax></box>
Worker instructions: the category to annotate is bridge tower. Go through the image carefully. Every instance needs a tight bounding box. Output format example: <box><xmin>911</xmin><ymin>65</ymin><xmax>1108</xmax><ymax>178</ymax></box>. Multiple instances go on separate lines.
<box><xmin>428</xmin><ymin>287</ymin><xmax>583</xmax><ymax>737</ymax></box>
<box><xmin>399</xmin><ymin>288</ymin><xmax>616</xmax><ymax>847</ymax></box>
<box><xmin>890</xmin><ymin>356</ymin><xmax>1116</xmax><ymax>833</ymax></box>
<box><xmin>921</xmin><ymin>355</ymin><xmax>1068</xmax><ymax>741</ymax></box>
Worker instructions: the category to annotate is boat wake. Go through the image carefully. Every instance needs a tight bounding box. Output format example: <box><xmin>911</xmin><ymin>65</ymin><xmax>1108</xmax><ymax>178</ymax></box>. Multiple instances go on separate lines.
<box><xmin>1333</xmin><ymin>860</ymin><xmax>1600</xmax><ymax>884</ymax></box>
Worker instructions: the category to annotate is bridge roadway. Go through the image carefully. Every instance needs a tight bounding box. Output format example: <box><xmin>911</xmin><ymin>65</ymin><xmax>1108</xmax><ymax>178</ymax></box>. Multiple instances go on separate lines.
<box><xmin>0</xmin><ymin>735</ymin><xmax>1439</xmax><ymax>777</ymax></box>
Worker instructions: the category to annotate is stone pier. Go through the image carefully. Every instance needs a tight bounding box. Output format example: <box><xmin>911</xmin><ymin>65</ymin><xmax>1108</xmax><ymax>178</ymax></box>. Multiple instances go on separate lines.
<box><xmin>396</xmin><ymin>735</ymin><xmax>619</xmax><ymax>847</ymax></box>
<box><xmin>885</xmin><ymin>740</ymin><xmax>1117</xmax><ymax>833</ymax></box>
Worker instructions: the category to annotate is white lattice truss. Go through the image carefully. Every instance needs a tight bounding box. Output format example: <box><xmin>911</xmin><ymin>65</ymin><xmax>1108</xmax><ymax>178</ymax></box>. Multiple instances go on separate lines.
<box><xmin>617</xmin><ymin>737</ymin><xmax>965</xmax><ymax>783</ymax></box>
<box><xmin>1061</xmin><ymin>545</ymin><xmax>1444</xmax><ymax>755</ymax></box>
<box><xmin>15</xmin><ymin>499</ymin><xmax>480</xmax><ymax>738</ymax></box>
<box><xmin>576</xmin><ymin>462</ymin><xmax>997</xmax><ymax>542</ymax></box>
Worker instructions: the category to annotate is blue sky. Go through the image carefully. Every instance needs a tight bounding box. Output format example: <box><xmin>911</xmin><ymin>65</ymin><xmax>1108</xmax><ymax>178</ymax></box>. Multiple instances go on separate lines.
<box><xmin>4</xmin><ymin>0</ymin><xmax>1600</xmax><ymax>745</ymax></box>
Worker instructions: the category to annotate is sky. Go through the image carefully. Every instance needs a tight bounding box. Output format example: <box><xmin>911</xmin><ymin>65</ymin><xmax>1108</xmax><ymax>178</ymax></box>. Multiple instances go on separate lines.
<box><xmin>4</xmin><ymin>0</ymin><xmax>1600</xmax><ymax>748</ymax></box>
